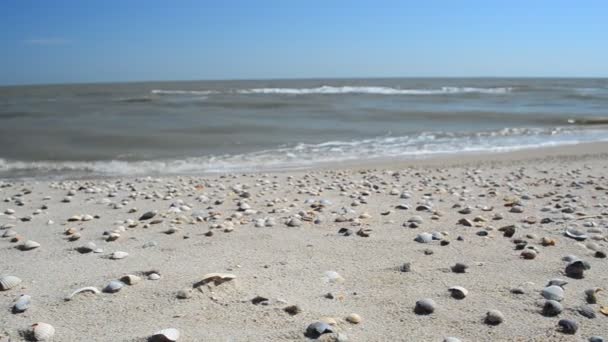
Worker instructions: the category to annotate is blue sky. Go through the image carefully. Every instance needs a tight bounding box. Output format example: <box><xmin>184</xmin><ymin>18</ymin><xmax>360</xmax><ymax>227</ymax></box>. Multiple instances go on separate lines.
<box><xmin>1</xmin><ymin>0</ymin><xmax>607</xmax><ymax>85</ymax></box>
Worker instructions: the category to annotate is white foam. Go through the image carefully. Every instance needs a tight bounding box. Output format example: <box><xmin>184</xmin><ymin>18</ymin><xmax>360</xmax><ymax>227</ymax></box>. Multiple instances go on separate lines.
<box><xmin>2</xmin><ymin>126</ymin><xmax>607</xmax><ymax>179</ymax></box>
<box><xmin>236</xmin><ymin>86</ymin><xmax>512</xmax><ymax>95</ymax></box>
<box><xmin>151</xmin><ymin>89</ymin><xmax>218</xmax><ymax>95</ymax></box>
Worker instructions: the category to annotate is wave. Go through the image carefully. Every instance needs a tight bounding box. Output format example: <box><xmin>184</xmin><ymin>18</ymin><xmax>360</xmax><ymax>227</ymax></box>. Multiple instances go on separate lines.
<box><xmin>151</xmin><ymin>89</ymin><xmax>219</xmax><ymax>95</ymax></box>
<box><xmin>149</xmin><ymin>86</ymin><xmax>513</xmax><ymax>96</ymax></box>
<box><xmin>2</xmin><ymin>126</ymin><xmax>607</xmax><ymax>179</ymax></box>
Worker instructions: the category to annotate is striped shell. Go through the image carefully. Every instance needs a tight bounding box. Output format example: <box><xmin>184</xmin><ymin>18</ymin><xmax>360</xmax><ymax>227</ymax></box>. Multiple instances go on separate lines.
<box><xmin>0</xmin><ymin>275</ymin><xmax>22</xmax><ymax>291</ymax></box>
<box><xmin>150</xmin><ymin>328</ymin><xmax>180</xmax><ymax>342</ymax></box>
<box><xmin>31</xmin><ymin>322</ymin><xmax>55</xmax><ymax>341</ymax></box>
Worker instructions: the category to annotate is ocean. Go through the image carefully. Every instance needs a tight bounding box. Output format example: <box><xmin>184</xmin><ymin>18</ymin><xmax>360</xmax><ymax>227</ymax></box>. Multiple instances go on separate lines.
<box><xmin>1</xmin><ymin>78</ymin><xmax>607</xmax><ymax>179</ymax></box>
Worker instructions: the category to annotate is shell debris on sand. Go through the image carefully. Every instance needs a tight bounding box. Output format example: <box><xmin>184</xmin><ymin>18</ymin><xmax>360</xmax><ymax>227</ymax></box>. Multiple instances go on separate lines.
<box><xmin>64</xmin><ymin>286</ymin><xmax>101</xmax><ymax>301</ymax></box>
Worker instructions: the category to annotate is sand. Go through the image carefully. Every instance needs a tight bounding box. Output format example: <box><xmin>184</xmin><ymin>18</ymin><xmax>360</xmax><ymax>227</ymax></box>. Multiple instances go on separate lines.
<box><xmin>1</xmin><ymin>143</ymin><xmax>608</xmax><ymax>341</ymax></box>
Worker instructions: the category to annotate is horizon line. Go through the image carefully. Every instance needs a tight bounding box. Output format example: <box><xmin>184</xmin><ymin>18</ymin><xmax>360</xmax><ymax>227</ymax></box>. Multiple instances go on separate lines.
<box><xmin>2</xmin><ymin>75</ymin><xmax>608</xmax><ymax>87</ymax></box>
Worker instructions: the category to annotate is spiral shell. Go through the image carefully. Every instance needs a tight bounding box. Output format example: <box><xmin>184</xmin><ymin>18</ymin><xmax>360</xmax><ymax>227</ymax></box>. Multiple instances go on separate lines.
<box><xmin>0</xmin><ymin>275</ymin><xmax>22</xmax><ymax>291</ymax></box>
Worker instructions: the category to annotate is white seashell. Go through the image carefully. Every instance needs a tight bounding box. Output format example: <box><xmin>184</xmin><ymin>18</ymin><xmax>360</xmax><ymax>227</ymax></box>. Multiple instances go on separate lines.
<box><xmin>20</xmin><ymin>240</ymin><xmax>41</xmax><ymax>251</ymax></box>
<box><xmin>415</xmin><ymin>233</ymin><xmax>433</xmax><ymax>243</ymax></box>
<box><xmin>148</xmin><ymin>273</ymin><xmax>161</xmax><ymax>280</ymax></box>
<box><xmin>322</xmin><ymin>271</ymin><xmax>344</xmax><ymax>283</ymax></box>
<box><xmin>198</xmin><ymin>273</ymin><xmax>236</xmax><ymax>286</ymax></box>
<box><xmin>103</xmin><ymin>280</ymin><xmax>124</xmax><ymax>293</ymax></box>
<box><xmin>81</xmin><ymin>214</ymin><xmax>94</xmax><ymax>221</ymax></box>
<box><xmin>13</xmin><ymin>294</ymin><xmax>31</xmax><ymax>313</ymax></box>
<box><xmin>120</xmin><ymin>274</ymin><xmax>141</xmax><ymax>285</ymax></box>
<box><xmin>31</xmin><ymin>322</ymin><xmax>55</xmax><ymax>341</ymax></box>
<box><xmin>64</xmin><ymin>286</ymin><xmax>101</xmax><ymax>301</ymax></box>
<box><xmin>150</xmin><ymin>328</ymin><xmax>180</xmax><ymax>341</ymax></box>
<box><xmin>0</xmin><ymin>275</ymin><xmax>22</xmax><ymax>291</ymax></box>
<box><xmin>2</xmin><ymin>229</ymin><xmax>17</xmax><ymax>238</ymax></box>
<box><xmin>110</xmin><ymin>251</ymin><xmax>129</xmax><ymax>260</ymax></box>
<box><xmin>565</xmin><ymin>228</ymin><xmax>588</xmax><ymax>241</ymax></box>
<box><xmin>448</xmin><ymin>286</ymin><xmax>468</xmax><ymax>299</ymax></box>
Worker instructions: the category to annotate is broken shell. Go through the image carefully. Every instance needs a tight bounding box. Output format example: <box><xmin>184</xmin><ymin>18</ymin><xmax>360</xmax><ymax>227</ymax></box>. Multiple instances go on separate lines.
<box><xmin>20</xmin><ymin>240</ymin><xmax>41</xmax><ymax>251</ymax></box>
<box><xmin>64</xmin><ymin>286</ymin><xmax>101</xmax><ymax>301</ymax></box>
<box><xmin>448</xmin><ymin>286</ymin><xmax>468</xmax><ymax>299</ymax></box>
<box><xmin>110</xmin><ymin>251</ymin><xmax>129</xmax><ymax>260</ymax></box>
<box><xmin>0</xmin><ymin>275</ymin><xmax>22</xmax><ymax>291</ymax></box>
<box><xmin>197</xmin><ymin>273</ymin><xmax>236</xmax><ymax>286</ymax></box>
<box><xmin>120</xmin><ymin>274</ymin><xmax>142</xmax><ymax>285</ymax></box>
<box><xmin>305</xmin><ymin>322</ymin><xmax>333</xmax><ymax>339</ymax></box>
<box><xmin>585</xmin><ymin>288</ymin><xmax>602</xmax><ymax>304</ymax></box>
<box><xmin>149</xmin><ymin>328</ymin><xmax>180</xmax><ymax>342</ymax></box>
<box><xmin>565</xmin><ymin>228</ymin><xmax>588</xmax><ymax>241</ymax></box>
<box><xmin>13</xmin><ymin>294</ymin><xmax>31</xmax><ymax>313</ymax></box>
<box><xmin>31</xmin><ymin>322</ymin><xmax>55</xmax><ymax>341</ymax></box>
<box><xmin>345</xmin><ymin>313</ymin><xmax>362</xmax><ymax>324</ymax></box>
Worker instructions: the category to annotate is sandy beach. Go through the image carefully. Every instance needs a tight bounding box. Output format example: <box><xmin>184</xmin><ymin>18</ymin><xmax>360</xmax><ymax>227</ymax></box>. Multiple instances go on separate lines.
<box><xmin>1</xmin><ymin>143</ymin><xmax>607</xmax><ymax>341</ymax></box>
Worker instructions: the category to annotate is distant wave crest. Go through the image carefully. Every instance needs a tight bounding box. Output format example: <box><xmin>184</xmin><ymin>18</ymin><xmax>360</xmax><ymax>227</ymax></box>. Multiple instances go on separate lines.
<box><xmin>150</xmin><ymin>86</ymin><xmax>512</xmax><ymax>96</ymax></box>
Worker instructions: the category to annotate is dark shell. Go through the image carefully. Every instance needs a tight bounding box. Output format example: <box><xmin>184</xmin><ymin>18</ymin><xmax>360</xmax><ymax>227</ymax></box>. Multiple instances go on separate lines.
<box><xmin>558</xmin><ymin>319</ymin><xmax>578</xmax><ymax>334</ymax></box>
<box><xmin>542</xmin><ymin>300</ymin><xmax>563</xmax><ymax>317</ymax></box>
<box><xmin>305</xmin><ymin>322</ymin><xmax>333</xmax><ymax>339</ymax></box>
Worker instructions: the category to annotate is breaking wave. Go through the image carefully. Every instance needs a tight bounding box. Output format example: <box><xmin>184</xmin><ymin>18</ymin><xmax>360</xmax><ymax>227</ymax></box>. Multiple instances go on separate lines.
<box><xmin>2</xmin><ymin>126</ymin><xmax>607</xmax><ymax>179</ymax></box>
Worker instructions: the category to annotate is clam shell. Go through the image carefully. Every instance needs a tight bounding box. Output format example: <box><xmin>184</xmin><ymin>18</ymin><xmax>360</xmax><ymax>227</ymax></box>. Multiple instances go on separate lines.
<box><xmin>110</xmin><ymin>251</ymin><xmax>129</xmax><ymax>260</ymax></box>
<box><xmin>0</xmin><ymin>275</ymin><xmax>22</xmax><ymax>291</ymax></box>
<box><xmin>2</xmin><ymin>229</ymin><xmax>17</xmax><ymax>238</ymax></box>
<box><xmin>414</xmin><ymin>298</ymin><xmax>436</xmax><ymax>315</ymax></box>
<box><xmin>64</xmin><ymin>286</ymin><xmax>101</xmax><ymax>301</ymax></box>
<box><xmin>558</xmin><ymin>319</ymin><xmax>578</xmax><ymax>334</ymax></box>
<box><xmin>542</xmin><ymin>285</ymin><xmax>565</xmax><ymax>301</ymax></box>
<box><xmin>484</xmin><ymin>310</ymin><xmax>505</xmax><ymax>325</ymax></box>
<box><xmin>31</xmin><ymin>322</ymin><xmax>55</xmax><ymax>341</ymax></box>
<box><xmin>305</xmin><ymin>322</ymin><xmax>333</xmax><ymax>339</ymax></box>
<box><xmin>150</xmin><ymin>328</ymin><xmax>180</xmax><ymax>342</ymax></box>
<box><xmin>415</xmin><ymin>233</ymin><xmax>433</xmax><ymax>243</ymax></box>
<box><xmin>565</xmin><ymin>228</ymin><xmax>587</xmax><ymax>241</ymax></box>
<box><xmin>20</xmin><ymin>240</ymin><xmax>41</xmax><ymax>251</ymax></box>
<box><xmin>120</xmin><ymin>274</ymin><xmax>142</xmax><ymax>285</ymax></box>
<box><xmin>77</xmin><ymin>242</ymin><xmax>96</xmax><ymax>253</ymax></box>
<box><xmin>103</xmin><ymin>280</ymin><xmax>124</xmax><ymax>293</ymax></box>
<box><xmin>448</xmin><ymin>286</ymin><xmax>468</xmax><ymax>299</ymax></box>
<box><xmin>542</xmin><ymin>300</ymin><xmax>563</xmax><ymax>316</ymax></box>
<box><xmin>345</xmin><ymin>313</ymin><xmax>362</xmax><ymax>324</ymax></box>
<box><xmin>13</xmin><ymin>294</ymin><xmax>31</xmax><ymax>313</ymax></box>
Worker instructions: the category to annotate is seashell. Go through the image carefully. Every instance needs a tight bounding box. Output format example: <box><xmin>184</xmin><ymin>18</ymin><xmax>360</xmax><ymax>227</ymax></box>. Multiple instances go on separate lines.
<box><xmin>76</xmin><ymin>242</ymin><xmax>96</xmax><ymax>253</ymax></box>
<box><xmin>176</xmin><ymin>289</ymin><xmax>192</xmax><ymax>299</ymax></box>
<box><xmin>600</xmin><ymin>306</ymin><xmax>608</xmax><ymax>316</ymax></box>
<box><xmin>284</xmin><ymin>305</ymin><xmax>301</xmax><ymax>315</ymax></box>
<box><xmin>13</xmin><ymin>294</ymin><xmax>31</xmax><ymax>313</ymax></box>
<box><xmin>197</xmin><ymin>273</ymin><xmax>236</xmax><ymax>286</ymax></box>
<box><xmin>585</xmin><ymin>288</ymin><xmax>602</xmax><ymax>304</ymax></box>
<box><xmin>31</xmin><ymin>322</ymin><xmax>55</xmax><ymax>341</ymax></box>
<box><xmin>448</xmin><ymin>286</ymin><xmax>468</xmax><ymax>299</ymax></box>
<box><xmin>557</xmin><ymin>319</ymin><xmax>578</xmax><ymax>334</ymax></box>
<box><xmin>106</xmin><ymin>233</ymin><xmax>120</xmax><ymax>242</ymax></box>
<box><xmin>110</xmin><ymin>251</ymin><xmax>129</xmax><ymax>260</ymax></box>
<box><xmin>542</xmin><ymin>286</ymin><xmax>565</xmax><ymax>301</ymax></box>
<box><xmin>498</xmin><ymin>225</ymin><xmax>516</xmax><ymax>237</ymax></box>
<box><xmin>64</xmin><ymin>286</ymin><xmax>101</xmax><ymax>301</ymax></box>
<box><xmin>565</xmin><ymin>260</ymin><xmax>590</xmax><ymax>279</ymax></box>
<box><xmin>484</xmin><ymin>310</ymin><xmax>504</xmax><ymax>325</ymax></box>
<box><xmin>81</xmin><ymin>214</ymin><xmax>94</xmax><ymax>221</ymax></box>
<box><xmin>305</xmin><ymin>321</ymin><xmax>333</xmax><ymax>339</ymax></box>
<box><xmin>444</xmin><ymin>338</ymin><xmax>462</xmax><ymax>342</ymax></box>
<box><xmin>542</xmin><ymin>300</ymin><xmax>563</xmax><ymax>316</ymax></box>
<box><xmin>578</xmin><ymin>305</ymin><xmax>596</xmax><ymax>319</ymax></box>
<box><xmin>322</xmin><ymin>271</ymin><xmax>344</xmax><ymax>283</ymax></box>
<box><xmin>565</xmin><ymin>228</ymin><xmax>588</xmax><ymax>241</ymax></box>
<box><xmin>520</xmin><ymin>250</ymin><xmax>537</xmax><ymax>260</ymax></box>
<box><xmin>20</xmin><ymin>240</ymin><xmax>41</xmax><ymax>251</ymax></box>
<box><xmin>103</xmin><ymin>280</ymin><xmax>124</xmax><ymax>293</ymax></box>
<box><xmin>120</xmin><ymin>274</ymin><xmax>141</xmax><ymax>285</ymax></box>
<box><xmin>139</xmin><ymin>211</ymin><xmax>157</xmax><ymax>220</ymax></box>
<box><xmin>67</xmin><ymin>215</ymin><xmax>81</xmax><ymax>221</ymax></box>
<box><xmin>415</xmin><ymin>233</ymin><xmax>433</xmax><ymax>243</ymax></box>
<box><xmin>562</xmin><ymin>255</ymin><xmax>580</xmax><ymax>263</ymax></box>
<box><xmin>414</xmin><ymin>298</ymin><xmax>436</xmax><ymax>315</ymax></box>
<box><xmin>0</xmin><ymin>275</ymin><xmax>22</xmax><ymax>291</ymax></box>
<box><xmin>541</xmin><ymin>237</ymin><xmax>556</xmax><ymax>246</ymax></box>
<box><xmin>149</xmin><ymin>328</ymin><xmax>180</xmax><ymax>342</ymax></box>
<box><xmin>588</xmin><ymin>337</ymin><xmax>605</xmax><ymax>342</ymax></box>
<box><xmin>451</xmin><ymin>263</ymin><xmax>468</xmax><ymax>273</ymax></box>
<box><xmin>2</xmin><ymin>229</ymin><xmax>17</xmax><ymax>238</ymax></box>
<box><xmin>68</xmin><ymin>233</ymin><xmax>81</xmax><ymax>241</ymax></box>
<box><xmin>148</xmin><ymin>273</ymin><xmax>161</xmax><ymax>280</ymax></box>
<box><xmin>345</xmin><ymin>313</ymin><xmax>362</xmax><ymax>324</ymax></box>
